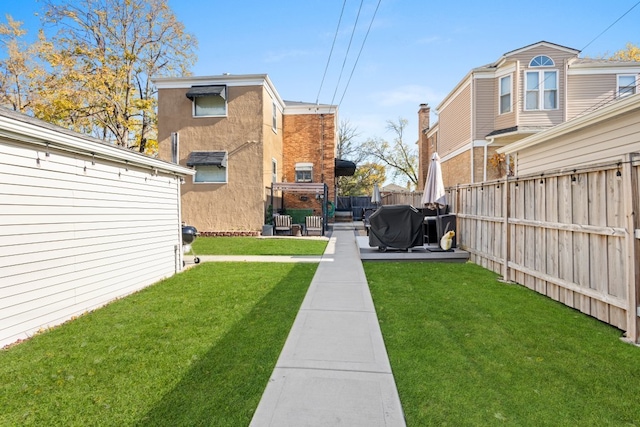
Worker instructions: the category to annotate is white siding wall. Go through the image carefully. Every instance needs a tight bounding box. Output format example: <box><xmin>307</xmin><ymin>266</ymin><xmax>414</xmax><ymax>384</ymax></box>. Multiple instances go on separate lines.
<box><xmin>0</xmin><ymin>139</ymin><xmax>183</xmax><ymax>347</ymax></box>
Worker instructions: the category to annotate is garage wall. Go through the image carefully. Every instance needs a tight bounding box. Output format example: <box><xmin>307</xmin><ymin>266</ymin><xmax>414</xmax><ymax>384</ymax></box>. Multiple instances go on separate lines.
<box><xmin>0</xmin><ymin>112</ymin><xmax>191</xmax><ymax>348</ymax></box>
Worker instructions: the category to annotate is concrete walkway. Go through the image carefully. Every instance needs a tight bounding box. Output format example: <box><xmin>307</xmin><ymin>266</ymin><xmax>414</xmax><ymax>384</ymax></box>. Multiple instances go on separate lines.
<box><xmin>249</xmin><ymin>223</ymin><xmax>406</xmax><ymax>426</ymax></box>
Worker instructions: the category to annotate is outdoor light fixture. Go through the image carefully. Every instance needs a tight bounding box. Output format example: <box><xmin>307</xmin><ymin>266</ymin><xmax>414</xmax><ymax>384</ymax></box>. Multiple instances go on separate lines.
<box><xmin>616</xmin><ymin>163</ymin><xmax>622</xmax><ymax>180</ymax></box>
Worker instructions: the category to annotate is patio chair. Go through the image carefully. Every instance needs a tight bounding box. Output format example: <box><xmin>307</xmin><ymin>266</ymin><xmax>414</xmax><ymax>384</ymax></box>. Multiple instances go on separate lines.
<box><xmin>305</xmin><ymin>215</ymin><xmax>323</xmax><ymax>236</ymax></box>
<box><xmin>274</xmin><ymin>214</ymin><xmax>293</xmax><ymax>235</ymax></box>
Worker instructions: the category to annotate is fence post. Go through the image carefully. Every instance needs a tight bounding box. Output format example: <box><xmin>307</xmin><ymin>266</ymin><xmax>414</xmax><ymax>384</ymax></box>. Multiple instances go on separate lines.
<box><xmin>502</xmin><ymin>177</ymin><xmax>510</xmax><ymax>282</ymax></box>
<box><xmin>622</xmin><ymin>153</ymin><xmax>639</xmax><ymax>344</ymax></box>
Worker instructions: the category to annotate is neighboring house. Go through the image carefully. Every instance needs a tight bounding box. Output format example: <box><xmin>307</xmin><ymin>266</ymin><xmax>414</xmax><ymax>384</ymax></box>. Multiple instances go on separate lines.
<box><xmin>153</xmin><ymin>74</ymin><xmax>350</xmax><ymax>234</ymax></box>
<box><xmin>0</xmin><ymin>107</ymin><xmax>193</xmax><ymax>348</ymax></box>
<box><xmin>498</xmin><ymin>93</ymin><xmax>640</xmax><ymax>176</ymax></box>
<box><xmin>418</xmin><ymin>41</ymin><xmax>640</xmax><ymax>188</ymax></box>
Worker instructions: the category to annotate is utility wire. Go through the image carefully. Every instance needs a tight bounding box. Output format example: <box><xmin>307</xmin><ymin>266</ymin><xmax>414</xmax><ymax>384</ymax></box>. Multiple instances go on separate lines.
<box><xmin>338</xmin><ymin>0</ymin><xmax>382</xmax><ymax>108</ymax></box>
<box><xmin>581</xmin><ymin>0</ymin><xmax>640</xmax><ymax>52</ymax></box>
<box><xmin>316</xmin><ymin>0</ymin><xmax>347</xmax><ymax>105</ymax></box>
<box><xmin>329</xmin><ymin>0</ymin><xmax>365</xmax><ymax>108</ymax></box>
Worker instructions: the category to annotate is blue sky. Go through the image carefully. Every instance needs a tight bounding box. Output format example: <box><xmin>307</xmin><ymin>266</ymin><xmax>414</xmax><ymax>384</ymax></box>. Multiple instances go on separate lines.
<box><xmin>3</xmin><ymin>0</ymin><xmax>640</xmax><ymax>147</ymax></box>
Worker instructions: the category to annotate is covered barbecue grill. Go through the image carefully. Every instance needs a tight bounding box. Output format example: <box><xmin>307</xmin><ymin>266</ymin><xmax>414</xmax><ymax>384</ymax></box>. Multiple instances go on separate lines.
<box><xmin>182</xmin><ymin>225</ymin><xmax>200</xmax><ymax>265</ymax></box>
<box><xmin>368</xmin><ymin>205</ymin><xmax>424</xmax><ymax>252</ymax></box>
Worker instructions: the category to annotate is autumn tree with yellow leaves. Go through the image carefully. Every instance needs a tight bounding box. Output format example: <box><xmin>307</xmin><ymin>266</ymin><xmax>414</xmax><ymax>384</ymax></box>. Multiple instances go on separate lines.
<box><xmin>0</xmin><ymin>0</ymin><xmax>197</xmax><ymax>155</ymax></box>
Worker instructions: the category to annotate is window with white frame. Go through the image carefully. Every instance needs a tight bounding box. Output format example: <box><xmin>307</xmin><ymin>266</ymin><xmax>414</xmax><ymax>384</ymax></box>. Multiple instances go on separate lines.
<box><xmin>499</xmin><ymin>75</ymin><xmax>512</xmax><ymax>114</ymax></box>
<box><xmin>295</xmin><ymin>163</ymin><xmax>313</xmax><ymax>183</ymax></box>
<box><xmin>618</xmin><ymin>75</ymin><xmax>637</xmax><ymax>98</ymax></box>
<box><xmin>525</xmin><ymin>70</ymin><xmax>558</xmax><ymax>110</ymax></box>
<box><xmin>186</xmin><ymin>85</ymin><xmax>227</xmax><ymax>117</ymax></box>
<box><xmin>272</xmin><ymin>101</ymin><xmax>277</xmax><ymax>133</ymax></box>
<box><xmin>194</xmin><ymin>165</ymin><xmax>227</xmax><ymax>183</ymax></box>
<box><xmin>186</xmin><ymin>151</ymin><xmax>228</xmax><ymax>183</ymax></box>
<box><xmin>529</xmin><ymin>55</ymin><xmax>554</xmax><ymax>67</ymax></box>
<box><xmin>194</xmin><ymin>95</ymin><xmax>226</xmax><ymax>117</ymax></box>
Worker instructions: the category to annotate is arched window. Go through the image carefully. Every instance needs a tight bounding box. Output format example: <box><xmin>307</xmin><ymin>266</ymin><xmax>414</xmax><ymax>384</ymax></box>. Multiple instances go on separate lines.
<box><xmin>529</xmin><ymin>55</ymin><xmax>554</xmax><ymax>67</ymax></box>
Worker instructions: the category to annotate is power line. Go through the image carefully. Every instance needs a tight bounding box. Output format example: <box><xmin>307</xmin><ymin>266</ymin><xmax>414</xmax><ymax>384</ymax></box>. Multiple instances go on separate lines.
<box><xmin>338</xmin><ymin>0</ymin><xmax>382</xmax><ymax>108</ymax></box>
<box><xmin>315</xmin><ymin>0</ymin><xmax>347</xmax><ymax>105</ymax></box>
<box><xmin>329</xmin><ymin>0</ymin><xmax>365</xmax><ymax>107</ymax></box>
<box><xmin>581</xmin><ymin>0</ymin><xmax>640</xmax><ymax>52</ymax></box>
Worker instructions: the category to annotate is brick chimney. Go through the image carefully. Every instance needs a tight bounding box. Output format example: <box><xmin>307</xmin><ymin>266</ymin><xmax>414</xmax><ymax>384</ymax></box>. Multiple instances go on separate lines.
<box><xmin>417</xmin><ymin>103</ymin><xmax>431</xmax><ymax>190</ymax></box>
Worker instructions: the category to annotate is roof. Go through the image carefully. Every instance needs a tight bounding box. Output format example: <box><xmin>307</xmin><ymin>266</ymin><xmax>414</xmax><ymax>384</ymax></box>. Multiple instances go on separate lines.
<box><xmin>0</xmin><ymin>106</ymin><xmax>193</xmax><ymax>176</ymax></box>
<box><xmin>283</xmin><ymin>100</ymin><xmax>337</xmax><ymax>115</ymax></box>
<box><xmin>185</xmin><ymin>85</ymin><xmax>226</xmax><ymax>100</ymax></box>
<box><xmin>152</xmin><ymin>73</ymin><xmax>286</xmax><ymax>111</ymax></box>
<box><xmin>498</xmin><ymin>94</ymin><xmax>640</xmax><ymax>155</ymax></box>
<box><xmin>186</xmin><ymin>151</ymin><xmax>227</xmax><ymax>167</ymax></box>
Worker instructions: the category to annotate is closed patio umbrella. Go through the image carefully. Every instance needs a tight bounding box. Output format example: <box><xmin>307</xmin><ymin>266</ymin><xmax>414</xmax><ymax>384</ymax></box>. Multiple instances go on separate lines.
<box><xmin>371</xmin><ymin>182</ymin><xmax>381</xmax><ymax>206</ymax></box>
<box><xmin>421</xmin><ymin>153</ymin><xmax>448</xmax><ymax>249</ymax></box>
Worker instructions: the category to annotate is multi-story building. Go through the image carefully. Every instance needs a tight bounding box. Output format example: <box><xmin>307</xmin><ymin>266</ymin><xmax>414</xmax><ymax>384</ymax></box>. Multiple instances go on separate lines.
<box><xmin>153</xmin><ymin>74</ymin><xmax>352</xmax><ymax>234</ymax></box>
<box><xmin>418</xmin><ymin>41</ymin><xmax>640</xmax><ymax>188</ymax></box>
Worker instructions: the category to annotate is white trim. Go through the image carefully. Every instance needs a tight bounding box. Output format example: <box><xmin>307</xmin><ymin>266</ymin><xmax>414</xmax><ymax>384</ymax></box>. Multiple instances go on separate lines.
<box><xmin>618</xmin><ymin>74</ymin><xmax>638</xmax><ymax>98</ymax></box>
<box><xmin>284</xmin><ymin>104</ymin><xmax>336</xmax><ymax>115</ymax></box>
<box><xmin>499</xmin><ymin>74</ymin><xmax>512</xmax><ymax>115</ymax></box>
<box><xmin>504</xmin><ymin>41</ymin><xmax>579</xmax><ymax>57</ymax></box>
<box><xmin>0</xmin><ymin>115</ymin><xmax>193</xmax><ymax>176</ymax></box>
<box><xmin>498</xmin><ymin>93</ymin><xmax>640</xmax><ymax>155</ymax></box>
<box><xmin>437</xmin><ymin>76</ymin><xmax>472</xmax><ymax>112</ymax></box>
<box><xmin>524</xmin><ymin>69</ymin><xmax>559</xmax><ymax>111</ymax></box>
<box><xmin>473</xmin><ymin>139</ymin><xmax>491</xmax><ymax>147</ymax></box>
<box><xmin>440</xmin><ymin>143</ymin><xmax>471</xmax><ymax>162</ymax></box>
<box><xmin>153</xmin><ymin>74</ymin><xmax>286</xmax><ymax>111</ymax></box>
<box><xmin>495</xmin><ymin>64</ymin><xmax>516</xmax><ymax>78</ymax></box>
<box><xmin>568</xmin><ymin>67</ymin><xmax>640</xmax><ymax>75</ymax></box>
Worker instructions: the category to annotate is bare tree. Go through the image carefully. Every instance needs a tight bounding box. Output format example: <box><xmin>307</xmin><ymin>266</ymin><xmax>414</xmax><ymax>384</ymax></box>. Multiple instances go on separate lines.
<box><xmin>361</xmin><ymin>118</ymin><xmax>418</xmax><ymax>189</ymax></box>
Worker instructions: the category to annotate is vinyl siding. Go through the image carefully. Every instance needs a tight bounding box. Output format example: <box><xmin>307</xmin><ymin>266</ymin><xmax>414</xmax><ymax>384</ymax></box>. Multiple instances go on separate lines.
<box><xmin>508</xmin><ymin>46</ymin><xmax>575</xmax><ymax>127</ymax></box>
<box><xmin>474</xmin><ymin>78</ymin><xmax>495</xmax><ymax>139</ymax></box>
<box><xmin>439</xmin><ymin>84</ymin><xmax>471</xmax><ymax>155</ymax></box>
<box><xmin>0</xmin><ymin>139</ymin><xmax>182</xmax><ymax>347</ymax></box>
<box><xmin>566</xmin><ymin>74</ymin><xmax>615</xmax><ymax>120</ymax></box>
<box><xmin>493</xmin><ymin>73</ymin><xmax>516</xmax><ymax>133</ymax></box>
<box><xmin>515</xmin><ymin>108</ymin><xmax>640</xmax><ymax>175</ymax></box>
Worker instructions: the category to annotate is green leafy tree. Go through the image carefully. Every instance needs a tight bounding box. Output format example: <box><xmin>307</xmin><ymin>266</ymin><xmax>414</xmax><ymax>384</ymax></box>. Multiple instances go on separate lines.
<box><xmin>339</xmin><ymin>162</ymin><xmax>385</xmax><ymax>196</ymax></box>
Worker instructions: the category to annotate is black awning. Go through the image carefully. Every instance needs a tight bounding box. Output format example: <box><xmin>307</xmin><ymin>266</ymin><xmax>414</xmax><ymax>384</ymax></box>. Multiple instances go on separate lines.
<box><xmin>186</xmin><ymin>85</ymin><xmax>226</xmax><ymax>100</ymax></box>
<box><xmin>186</xmin><ymin>151</ymin><xmax>227</xmax><ymax>167</ymax></box>
<box><xmin>335</xmin><ymin>158</ymin><xmax>356</xmax><ymax>176</ymax></box>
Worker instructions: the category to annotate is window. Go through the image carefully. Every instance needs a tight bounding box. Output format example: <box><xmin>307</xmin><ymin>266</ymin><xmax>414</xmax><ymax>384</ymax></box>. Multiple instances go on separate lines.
<box><xmin>295</xmin><ymin>163</ymin><xmax>313</xmax><ymax>183</ymax></box>
<box><xmin>186</xmin><ymin>151</ymin><xmax>228</xmax><ymax>183</ymax></box>
<box><xmin>272</xmin><ymin>158</ymin><xmax>277</xmax><ymax>183</ymax></box>
<box><xmin>525</xmin><ymin>70</ymin><xmax>557</xmax><ymax>110</ymax></box>
<box><xmin>529</xmin><ymin>55</ymin><xmax>554</xmax><ymax>67</ymax></box>
<box><xmin>272</xmin><ymin>101</ymin><xmax>277</xmax><ymax>133</ymax></box>
<box><xmin>618</xmin><ymin>75</ymin><xmax>637</xmax><ymax>98</ymax></box>
<box><xmin>194</xmin><ymin>165</ymin><xmax>227</xmax><ymax>183</ymax></box>
<box><xmin>186</xmin><ymin>85</ymin><xmax>227</xmax><ymax>117</ymax></box>
<box><xmin>499</xmin><ymin>75</ymin><xmax>512</xmax><ymax>114</ymax></box>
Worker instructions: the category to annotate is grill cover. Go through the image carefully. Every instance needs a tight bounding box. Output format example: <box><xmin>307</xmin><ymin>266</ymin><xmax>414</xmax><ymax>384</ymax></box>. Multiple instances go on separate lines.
<box><xmin>368</xmin><ymin>205</ymin><xmax>424</xmax><ymax>249</ymax></box>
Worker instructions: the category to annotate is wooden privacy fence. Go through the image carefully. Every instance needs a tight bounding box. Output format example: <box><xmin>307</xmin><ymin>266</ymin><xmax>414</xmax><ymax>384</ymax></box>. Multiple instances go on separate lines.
<box><xmin>449</xmin><ymin>155</ymin><xmax>640</xmax><ymax>344</ymax></box>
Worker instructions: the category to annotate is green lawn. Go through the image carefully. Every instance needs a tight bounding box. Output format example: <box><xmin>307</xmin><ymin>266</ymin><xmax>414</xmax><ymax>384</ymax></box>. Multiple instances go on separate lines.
<box><xmin>0</xmin><ymin>262</ymin><xmax>316</xmax><ymax>426</ymax></box>
<box><xmin>191</xmin><ymin>236</ymin><xmax>328</xmax><ymax>255</ymax></box>
<box><xmin>365</xmin><ymin>262</ymin><xmax>640</xmax><ymax>426</ymax></box>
